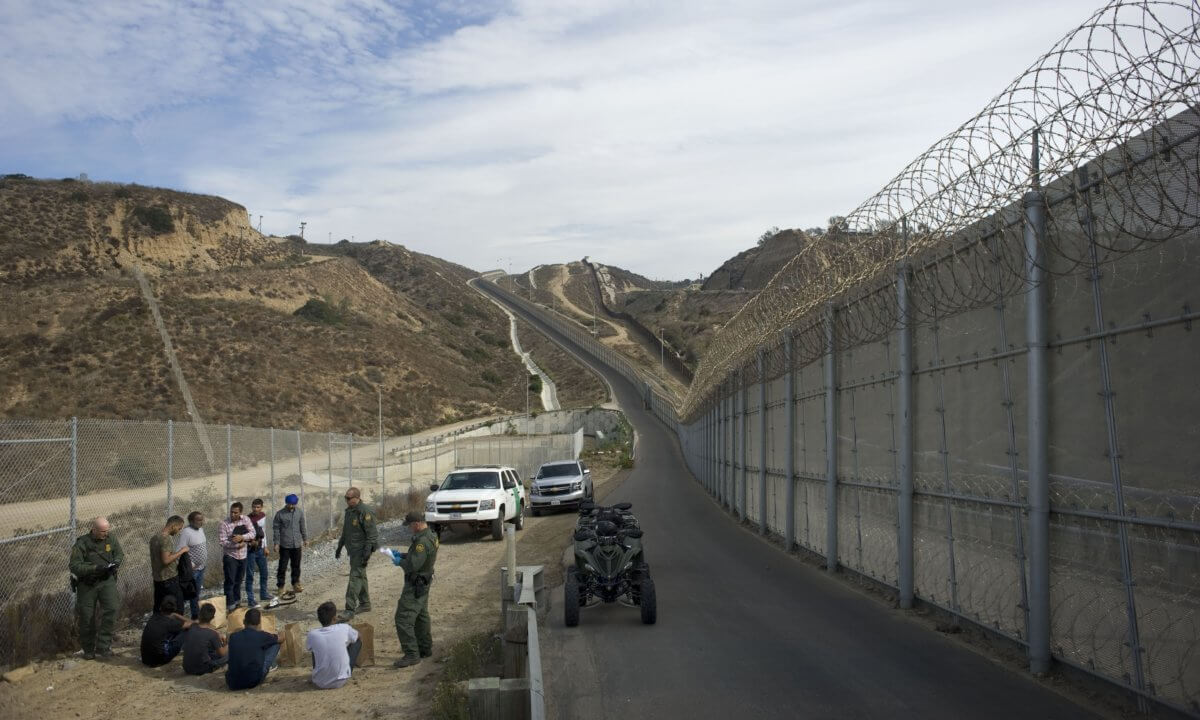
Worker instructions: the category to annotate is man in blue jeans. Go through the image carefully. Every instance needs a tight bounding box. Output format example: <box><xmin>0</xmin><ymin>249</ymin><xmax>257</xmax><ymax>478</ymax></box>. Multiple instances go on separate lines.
<box><xmin>177</xmin><ymin>511</ymin><xmax>208</xmax><ymax>619</ymax></box>
<box><xmin>245</xmin><ymin>499</ymin><xmax>273</xmax><ymax>608</ymax></box>
<box><xmin>218</xmin><ymin>502</ymin><xmax>255</xmax><ymax>609</ymax></box>
<box><xmin>226</xmin><ymin>607</ymin><xmax>283</xmax><ymax>690</ymax></box>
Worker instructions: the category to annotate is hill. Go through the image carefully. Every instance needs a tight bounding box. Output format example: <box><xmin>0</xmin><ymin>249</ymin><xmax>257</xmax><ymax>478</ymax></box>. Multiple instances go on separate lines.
<box><xmin>0</xmin><ymin>177</ymin><xmax>594</xmax><ymax>434</ymax></box>
<box><xmin>701</xmin><ymin>228</ymin><xmax>810</xmax><ymax>291</ymax></box>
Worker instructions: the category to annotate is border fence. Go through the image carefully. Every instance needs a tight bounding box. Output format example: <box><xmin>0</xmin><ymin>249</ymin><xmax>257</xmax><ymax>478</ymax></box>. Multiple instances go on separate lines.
<box><xmin>0</xmin><ymin>408</ymin><xmax>621</xmax><ymax>665</ymax></box>
<box><xmin>479</xmin><ymin>2</ymin><xmax>1200</xmax><ymax>713</ymax></box>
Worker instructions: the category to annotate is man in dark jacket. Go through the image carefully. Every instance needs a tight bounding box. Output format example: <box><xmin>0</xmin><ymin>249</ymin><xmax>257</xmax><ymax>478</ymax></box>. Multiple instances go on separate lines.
<box><xmin>335</xmin><ymin>487</ymin><xmax>378</xmax><ymax>622</ymax></box>
<box><xmin>69</xmin><ymin>516</ymin><xmax>124</xmax><ymax>659</ymax></box>
<box><xmin>272</xmin><ymin>493</ymin><xmax>307</xmax><ymax>596</ymax></box>
<box><xmin>390</xmin><ymin>512</ymin><xmax>439</xmax><ymax>668</ymax></box>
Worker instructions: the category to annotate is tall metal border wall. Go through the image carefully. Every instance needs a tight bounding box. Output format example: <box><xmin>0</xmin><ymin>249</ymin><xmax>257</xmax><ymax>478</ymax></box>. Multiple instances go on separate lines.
<box><xmin>478</xmin><ymin>2</ymin><xmax>1200</xmax><ymax>712</ymax></box>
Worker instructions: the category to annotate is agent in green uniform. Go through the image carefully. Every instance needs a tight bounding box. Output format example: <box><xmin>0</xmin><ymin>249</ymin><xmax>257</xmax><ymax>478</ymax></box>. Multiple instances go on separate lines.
<box><xmin>390</xmin><ymin>512</ymin><xmax>439</xmax><ymax>668</ymax></box>
<box><xmin>69</xmin><ymin>516</ymin><xmax>125</xmax><ymax>659</ymax></box>
<box><xmin>334</xmin><ymin>486</ymin><xmax>377</xmax><ymax>620</ymax></box>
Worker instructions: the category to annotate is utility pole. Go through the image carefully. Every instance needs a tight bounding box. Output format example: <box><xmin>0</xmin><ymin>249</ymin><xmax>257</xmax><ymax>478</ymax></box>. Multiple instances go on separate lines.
<box><xmin>299</xmin><ymin>221</ymin><xmax>306</xmax><ymax>239</ymax></box>
<box><xmin>377</xmin><ymin>386</ymin><xmax>383</xmax><ymax>495</ymax></box>
<box><xmin>258</xmin><ymin>215</ymin><xmax>262</xmax><ymax>233</ymax></box>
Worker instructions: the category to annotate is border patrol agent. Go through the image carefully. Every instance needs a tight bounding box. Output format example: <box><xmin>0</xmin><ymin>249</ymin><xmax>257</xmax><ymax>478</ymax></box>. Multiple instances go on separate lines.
<box><xmin>335</xmin><ymin>486</ymin><xmax>377</xmax><ymax>620</ymax></box>
<box><xmin>70</xmin><ymin>516</ymin><xmax>124</xmax><ymax>659</ymax></box>
<box><xmin>391</xmin><ymin>511</ymin><xmax>439</xmax><ymax>668</ymax></box>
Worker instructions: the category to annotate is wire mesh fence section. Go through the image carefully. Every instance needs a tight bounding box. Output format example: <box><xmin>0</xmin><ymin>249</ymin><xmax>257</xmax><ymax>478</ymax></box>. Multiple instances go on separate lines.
<box><xmin>0</xmin><ymin>409</ymin><xmax>609</xmax><ymax>662</ymax></box>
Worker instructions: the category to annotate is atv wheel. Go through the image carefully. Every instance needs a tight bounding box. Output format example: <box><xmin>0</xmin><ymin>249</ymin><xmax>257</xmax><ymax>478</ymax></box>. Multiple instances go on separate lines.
<box><xmin>639</xmin><ymin>577</ymin><xmax>657</xmax><ymax>625</ymax></box>
<box><xmin>564</xmin><ymin>567</ymin><xmax>581</xmax><ymax>627</ymax></box>
<box><xmin>491</xmin><ymin>512</ymin><xmax>504</xmax><ymax>541</ymax></box>
<box><xmin>512</xmin><ymin>503</ymin><xmax>524</xmax><ymax>531</ymax></box>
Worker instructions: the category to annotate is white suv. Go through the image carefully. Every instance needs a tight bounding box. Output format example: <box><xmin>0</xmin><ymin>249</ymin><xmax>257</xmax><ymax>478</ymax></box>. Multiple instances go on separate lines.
<box><xmin>529</xmin><ymin>460</ymin><xmax>593</xmax><ymax>515</ymax></box>
<box><xmin>425</xmin><ymin>466</ymin><xmax>526</xmax><ymax>540</ymax></box>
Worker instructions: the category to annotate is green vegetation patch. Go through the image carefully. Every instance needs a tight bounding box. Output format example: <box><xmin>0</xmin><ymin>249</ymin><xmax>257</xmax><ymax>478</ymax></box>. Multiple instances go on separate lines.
<box><xmin>132</xmin><ymin>204</ymin><xmax>175</xmax><ymax>234</ymax></box>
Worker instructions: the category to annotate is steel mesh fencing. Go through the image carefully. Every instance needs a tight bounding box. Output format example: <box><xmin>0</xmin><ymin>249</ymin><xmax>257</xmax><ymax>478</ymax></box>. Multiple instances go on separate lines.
<box><xmin>0</xmin><ymin>409</ymin><xmax>606</xmax><ymax>664</ymax></box>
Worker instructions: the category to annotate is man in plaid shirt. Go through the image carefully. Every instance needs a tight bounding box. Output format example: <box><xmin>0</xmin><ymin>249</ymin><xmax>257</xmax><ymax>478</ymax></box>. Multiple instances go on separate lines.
<box><xmin>219</xmin><ymin>502</ymin><xmax>255</xmax><ymax>609</ymax></box>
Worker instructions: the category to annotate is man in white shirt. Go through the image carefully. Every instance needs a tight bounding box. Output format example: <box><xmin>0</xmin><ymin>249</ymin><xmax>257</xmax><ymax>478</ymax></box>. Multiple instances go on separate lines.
<box><xmin>177</xmin><ymin>511</ymin><xmax>208</xmax><ymax>619</ymax></box>
<box><xmin>306</xmin><ymin>600</ymin><xmax>362</xmax><ymax>689</ymax></box>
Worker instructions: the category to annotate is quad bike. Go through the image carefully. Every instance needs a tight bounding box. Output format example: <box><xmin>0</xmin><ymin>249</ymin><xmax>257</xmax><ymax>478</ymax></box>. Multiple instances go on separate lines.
<box><xmin>565</xmin><ymin>501</ymin><xmax>655</xmax><ymax>626</ymax></box>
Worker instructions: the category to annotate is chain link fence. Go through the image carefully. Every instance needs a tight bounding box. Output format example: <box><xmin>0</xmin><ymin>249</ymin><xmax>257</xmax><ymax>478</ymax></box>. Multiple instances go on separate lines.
<box><xmin>0</xmin><ymin>408</ymin><xmax>619</xmax><ymax>665</ymax></box>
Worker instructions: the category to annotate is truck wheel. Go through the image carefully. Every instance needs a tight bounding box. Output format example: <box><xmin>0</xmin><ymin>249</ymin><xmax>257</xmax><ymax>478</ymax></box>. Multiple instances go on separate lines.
<box><xmin>531</xmin><ymin>507</ymin><xmax>541</xmax><ymax>517</ymax></box>
<box><xmin>639</xmin><ymin>577</ymin><xmax>657</xmax><ymax>625</ymax></box>
<box><xmin>512</xmin><ymin>503</ymin><xmax>524</xmax><ymax>531</ymax></box>
<box><xmin>491</xmin><ymin>512</ymin><xmax>504</xmax><ymax>541</ymax></box>
<box><xmin>564</xmin><ymin>568</ymin><xmax>581</xmax><ymax>627</ymax></box>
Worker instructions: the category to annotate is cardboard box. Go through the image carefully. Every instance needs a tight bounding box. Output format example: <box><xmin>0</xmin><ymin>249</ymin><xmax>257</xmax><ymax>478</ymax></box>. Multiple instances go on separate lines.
<box><xmin>226</xmin><ymin>607</ymin><xmax>277</xmax><ymax>635</ymax></box>
<box><xmin>351</xmin><ymin>623</ymin><xmax>375</xmax><ymax>667</ymax></box>
<box><xmin>278</xmin><ymin>622</ymin><xmax>308</xmax><ymax>668</ymax></box>
<box><xmin>203</xmin><ymin>596</ymin><xmax>228</xmax><ymax>629</ymax></box>
<box><xmin>227</xmin><ymin>607</ymin><xmax>248</xmax><ymax>633</ymax></box>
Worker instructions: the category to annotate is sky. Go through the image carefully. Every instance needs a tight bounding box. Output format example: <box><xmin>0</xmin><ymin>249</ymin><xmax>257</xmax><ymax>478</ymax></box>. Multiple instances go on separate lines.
<box><xmin>0</xmin><ymin>0</ymin><xmax>1107</xmax><ymax>280</ymax></box>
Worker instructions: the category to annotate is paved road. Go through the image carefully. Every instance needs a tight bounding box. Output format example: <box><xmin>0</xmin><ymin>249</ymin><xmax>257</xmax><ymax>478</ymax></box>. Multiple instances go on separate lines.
<box><xmin>483</xmin><ymin>282</ymin><xmax>1096</xmax><ymax>720</ymax></box>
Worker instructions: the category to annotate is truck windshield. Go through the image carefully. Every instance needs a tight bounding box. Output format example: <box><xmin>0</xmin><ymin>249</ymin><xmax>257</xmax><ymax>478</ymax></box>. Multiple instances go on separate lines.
<box><xmin>536</xmin><ymin>464</ymin><xmax>579</xmax><ymax>479</ymax></box>
<box><xmin>440</xmin><ymin>472</ymin><xmax>501</xmax><ymax>490</ymax></box>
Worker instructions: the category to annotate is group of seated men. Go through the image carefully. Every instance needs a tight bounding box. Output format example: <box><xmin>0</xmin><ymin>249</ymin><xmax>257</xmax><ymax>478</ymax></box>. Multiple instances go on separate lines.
<box><xmin>140</xmin><ymin>597</ymin><xmax>363</xmax><ymax>690</ymax></box>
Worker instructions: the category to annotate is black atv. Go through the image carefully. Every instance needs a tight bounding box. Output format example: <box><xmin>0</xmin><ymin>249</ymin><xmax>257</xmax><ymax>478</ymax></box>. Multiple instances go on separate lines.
<box><xmin>565</xmin><ymin>501</ymin><xmax>655</xmax><ymax>626</ymax></box>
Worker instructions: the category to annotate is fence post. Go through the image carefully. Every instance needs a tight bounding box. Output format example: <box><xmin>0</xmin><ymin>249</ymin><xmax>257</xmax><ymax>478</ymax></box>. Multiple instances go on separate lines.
<box><xmin>381</xmin><ymin>421</ymin><xmax>386</xmax><ymax>499</ymax></box>
<box><xmin>296</xmin><ymin>429</ymin><xmax>303</xmax><ymax>506</ymax></box>
<box><xmin>434</xmin><ymin>436</ymin><xmax>439</xmax><ymax>483</ymax></box>
<box><xmin>825</xmin><ymin>303</ymin><xmax>839</xmax><ymax>573</ymax></box>
<box><xmin>758</xmin><ymin>350</ymin><xmax>767</xmax><ymax>535</ymax></box>
<box><xmin>897</xmin><ymin>222</ymin><xmax>915</xmax><ymax>609</ymax></box>
<box><xmin>166</xmin><ymin>420</ymin><xmax>174</xmax><ymax>517</ymax></box>
<box><xmin>327</xmin><ymin>434</ymin><xmax>334</xmax><ymax>533</ymax></box>
<box><xmin>784</xmin><ymin>333</ymin><xmax>796</xmax><ymax>551</ymax></box>
<box><xmin>69</xmin><ymin>417</ymin><xmax>77</xmax><ymax>546</ymax></box>
<box><xmin>1025</xmin><ymin>131</ymin><xmax>1051</xmax><ymax>675</ymax></box>
<box><xmin>409</xmin><ymin>435</ymin><xmax>414</xmax><ymax>485</ymax></box>
<box><xmin>225</xmin><ymin>424</ymin><xmax>232</xmax><ymax>510</ymax></box>
<box><xmin>739</xmin><ymin>370</ymin><xmax>748</xmax><ymax>520</ymax></box>
<box><xmin>269</xmin><ymin>428</ymin><xmax>275</xmax><ymax>546</ymax></box>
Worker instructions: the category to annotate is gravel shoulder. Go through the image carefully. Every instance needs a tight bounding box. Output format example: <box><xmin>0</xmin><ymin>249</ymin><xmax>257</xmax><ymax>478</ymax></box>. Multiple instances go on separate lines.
<box><xmin>0</xmin><ymin>464</ymin><xmax>629</xmax><ymax>719</ymax></box>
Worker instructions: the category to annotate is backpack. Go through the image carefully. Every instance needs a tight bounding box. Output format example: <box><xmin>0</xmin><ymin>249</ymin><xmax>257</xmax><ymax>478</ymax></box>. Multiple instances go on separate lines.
<box><xmin>177</xmin><ymin>556</ymin><xmax>197</xmax><ymax>600</ymax></box>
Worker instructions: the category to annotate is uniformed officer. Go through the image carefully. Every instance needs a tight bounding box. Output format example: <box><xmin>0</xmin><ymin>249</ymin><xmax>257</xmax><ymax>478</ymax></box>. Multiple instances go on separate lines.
<box><xmin>69</xmin><ymin>516</ymin><xmax>125</xmax><ymax>659</ymax></box>
<box><xmin>334</xmin><ymin>486</ymin><xmax>377</xmax><ymax>621</ymax></box>
<box><xmin>391</xmin><ymin>511</ymin><xmax>439</xmax><ymax>668</ymax></box>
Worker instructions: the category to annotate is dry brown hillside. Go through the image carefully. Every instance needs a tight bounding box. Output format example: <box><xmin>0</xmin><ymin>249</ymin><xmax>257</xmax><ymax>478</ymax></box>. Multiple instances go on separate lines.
<box><xmin>701</xmin><ymin>228</ymin><xmax>809</xmax><ymax>291</ymax></box>
<box><xmin>509</xmin><ymin>259</ymin><xmax>748</xmax><ymax>379</ymax></box>
<box><xmin>0</xmin><ymin>178</ymin><xmax>547</xmax><ymax>434</ymax></box>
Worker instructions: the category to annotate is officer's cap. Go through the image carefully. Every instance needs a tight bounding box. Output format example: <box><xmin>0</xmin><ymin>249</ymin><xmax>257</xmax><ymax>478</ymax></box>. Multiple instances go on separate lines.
<box><xmin>402</xmin><ymin>512</ymin><xmax>423</xmax><ymax>526</ymax></box>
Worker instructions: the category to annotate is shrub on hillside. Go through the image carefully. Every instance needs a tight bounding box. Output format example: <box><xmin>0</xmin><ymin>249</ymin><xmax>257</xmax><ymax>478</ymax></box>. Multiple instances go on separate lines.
<box><xmin>294</xmin><ymin>296</ymin><xmax>348</xmax><ymax>325</ymax></box>
<box><xmin>112</xmin><ymin>456</ymin><xmax>158</xmax><ymax>489</ymax></box>
<box><xmin>132</xmin><ymin>205</ymin><xmax>174</xmax><ymax>234</ymax></box>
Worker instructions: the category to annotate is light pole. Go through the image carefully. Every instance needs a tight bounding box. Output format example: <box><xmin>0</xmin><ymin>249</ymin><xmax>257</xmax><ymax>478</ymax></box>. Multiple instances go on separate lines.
<box><xmin>660</xmin><ymin>328</ymin><xmax>665</xmax><ymax>373</ymax></box>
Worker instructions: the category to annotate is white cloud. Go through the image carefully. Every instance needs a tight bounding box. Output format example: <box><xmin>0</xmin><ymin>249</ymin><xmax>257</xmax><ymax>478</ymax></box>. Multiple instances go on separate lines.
<box><xmin>1</xmin><ymin>0</ymin><xmax>1109</xmax><ymax>278</ymax></box>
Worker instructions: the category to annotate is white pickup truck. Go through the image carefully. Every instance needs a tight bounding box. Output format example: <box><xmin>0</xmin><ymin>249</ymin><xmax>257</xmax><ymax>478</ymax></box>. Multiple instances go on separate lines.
<box><xmin>425</xmin><ymin>465</ymin><xmax>526</xmax><ymax>540</ymax></box>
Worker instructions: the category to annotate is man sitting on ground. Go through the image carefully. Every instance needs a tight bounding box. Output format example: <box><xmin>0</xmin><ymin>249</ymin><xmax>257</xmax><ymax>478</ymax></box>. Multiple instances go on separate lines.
<box><xmin>225</xmin><ymin>607</ymin><xmax>283</xmax><ymax>690</ymax></box>
<box><xmin>306</xmin><ymin>600</ymin><xmax>362</xmax><ymax>689</ymax></box>
<box><xmin>182</xmin><ymin>602</ymin><xmax>228</xmax><ymax>675</ymax></box>
<box><xmin>140</xmin><ymin>596</ymin><xmax>192</xmax><ymax>667</ymax></box>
